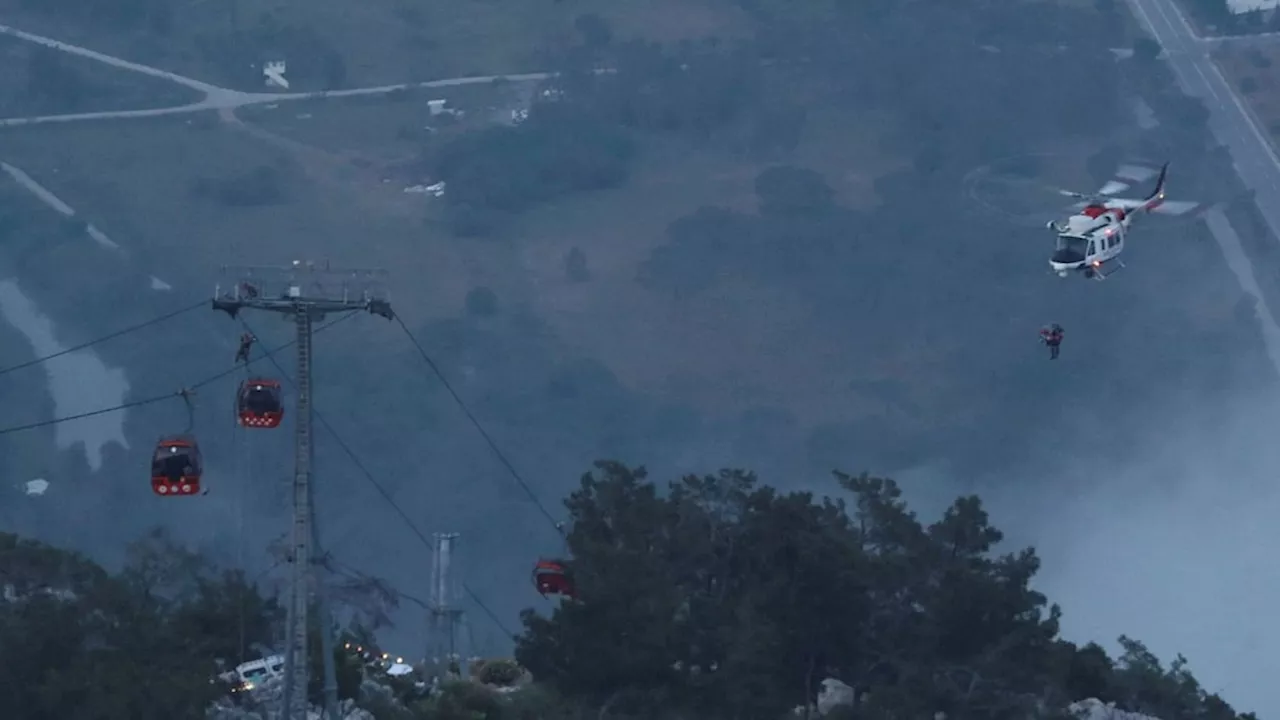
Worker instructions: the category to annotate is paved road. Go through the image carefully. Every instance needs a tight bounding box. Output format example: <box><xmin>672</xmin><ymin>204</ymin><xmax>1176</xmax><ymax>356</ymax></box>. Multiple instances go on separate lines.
<box><xmin>1127</xmin><ymin>0</ymin><xmax>1280</xmax><ymax>221</ymax></box>
<box><xmin>0</xmin><ymin>23</ymin><xmax>551</xmax><ymax>128</ymax></box>
<box><xmin>1125</xmin><ymin>0</ymin><xmax>1280</xmax><ymax>371</ymax></box>
<box><xmin>0</xmin><ymin>21</ymin><xmax>547</xmax><ymax>271</ymax></box>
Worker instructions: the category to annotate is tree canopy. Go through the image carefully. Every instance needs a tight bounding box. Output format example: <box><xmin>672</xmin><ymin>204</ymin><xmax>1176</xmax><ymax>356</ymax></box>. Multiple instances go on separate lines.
<box><xmin>514</xmin><ymin>462</ymin><xmax>1257</xmax><ymax>720</ymax></box>
<box><xmin>0</xmin><ymin>528</ymin><xmax>371</xmax><ymax>719</ymax></box>
<box><xmin>0</xmin><ymin>464</ymin><xmax>1259</xmax><ymax>719</ymax></box>
<box><xmin>0</xmin><ymin>529</ymin><xmax>274</xmax><ymax>718</ymax></box>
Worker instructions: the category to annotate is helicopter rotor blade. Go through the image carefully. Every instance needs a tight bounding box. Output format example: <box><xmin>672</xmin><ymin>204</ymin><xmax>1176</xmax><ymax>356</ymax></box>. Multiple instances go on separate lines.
<box><xmin>1150</xmin><ymin>200</ymin><xmax>1200</xmax><ymax>215</ymax></box>
<box><xmin>1097</xmin><ymin>179</ymin><xmax>1131</xmax><ymax>196</ymax></box>
<box><xmin>1115</xmin><ymin>163</ymin><xmax>1160</xmax><ymax>183</ymax></box>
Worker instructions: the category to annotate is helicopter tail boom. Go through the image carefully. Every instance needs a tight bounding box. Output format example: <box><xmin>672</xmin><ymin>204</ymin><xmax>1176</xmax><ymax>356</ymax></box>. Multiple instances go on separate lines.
<box><xmin>1140</xmin><ymin>162</ymin><xmax>1169</xmax><ymax>211</ymax></box>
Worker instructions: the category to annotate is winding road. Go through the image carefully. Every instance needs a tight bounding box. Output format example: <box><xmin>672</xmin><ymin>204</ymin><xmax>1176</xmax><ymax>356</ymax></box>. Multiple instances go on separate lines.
<box><xmin>0</xmin><ymin>23</ymin><xmax>551</xmax><ymax>128</ymax></box>
<box><xmin>0</xmin><ymin>20</ymin><xmax>552</xmax><ymax>275</ymax></box>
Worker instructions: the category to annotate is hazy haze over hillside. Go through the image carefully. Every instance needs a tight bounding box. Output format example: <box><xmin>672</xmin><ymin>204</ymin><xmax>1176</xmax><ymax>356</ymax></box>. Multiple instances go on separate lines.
<box><xmin>0</xmin><ymin>0</ymin><xmax>1276</xmax><ymax>715</ymax></box>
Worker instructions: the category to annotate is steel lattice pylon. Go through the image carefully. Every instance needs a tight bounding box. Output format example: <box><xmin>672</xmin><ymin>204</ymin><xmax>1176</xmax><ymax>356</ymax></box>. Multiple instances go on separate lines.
<box><xmin>213</xmin><ymin>261</ymin><xmax>393</xmax><ymax>720</ymax></box>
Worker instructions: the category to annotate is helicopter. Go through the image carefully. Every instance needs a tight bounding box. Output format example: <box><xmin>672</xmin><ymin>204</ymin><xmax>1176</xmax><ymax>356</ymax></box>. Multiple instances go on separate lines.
<box><xmin>1046</xmin><ymin>162</ymin><xmax>1200</xmax><ymax>280</ymax></box>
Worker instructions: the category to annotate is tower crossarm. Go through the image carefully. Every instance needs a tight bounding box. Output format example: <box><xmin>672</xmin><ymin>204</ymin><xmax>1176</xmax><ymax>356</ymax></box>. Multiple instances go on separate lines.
<box><xmin>211</xmin><ymin>262</ymin><xmax>394</xmax><ymax>320</ymax></box>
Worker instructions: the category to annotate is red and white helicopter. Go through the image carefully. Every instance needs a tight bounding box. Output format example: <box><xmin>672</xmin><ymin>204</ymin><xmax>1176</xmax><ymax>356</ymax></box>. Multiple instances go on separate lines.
<box><xmin>1046</xmin><ymin>162</ymin><xmax>1200</xmax><ymax>280</ymax></box>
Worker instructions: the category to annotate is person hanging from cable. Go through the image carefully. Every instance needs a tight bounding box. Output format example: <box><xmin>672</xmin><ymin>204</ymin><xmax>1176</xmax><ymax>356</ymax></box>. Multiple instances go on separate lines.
<box><xmin>235</xmin><ymin>332</ymin><xmax>255</xmax><ymax>365</ymax></box>
<box><xmin>1038</xmin><ymin>323</ymin><xmax>1064</xmax><ymax>360</ymax></box>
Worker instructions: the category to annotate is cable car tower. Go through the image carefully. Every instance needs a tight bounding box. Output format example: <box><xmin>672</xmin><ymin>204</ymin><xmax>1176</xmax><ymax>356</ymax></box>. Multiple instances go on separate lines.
<box><xmin>212</xmin><ymin>261</ymin><xmax>393</xmax><ymax>720</ymax></box>
<box><xmin>427</xmin><ymin>532</ymin><xmax>467</xmax><ymax>673</ymax></box>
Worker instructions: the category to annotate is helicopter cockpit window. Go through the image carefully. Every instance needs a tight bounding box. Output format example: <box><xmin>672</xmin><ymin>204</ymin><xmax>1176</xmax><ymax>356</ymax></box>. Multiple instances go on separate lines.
<box><xmin>1051</xmin><ymin>235</ymin><xmax>1088</xmax><ymax>265</ymax></box>
<box><xmin>1056</xmin><ymin>235</ymin><xmax>1085</xmax><ymax>252</ymax></box>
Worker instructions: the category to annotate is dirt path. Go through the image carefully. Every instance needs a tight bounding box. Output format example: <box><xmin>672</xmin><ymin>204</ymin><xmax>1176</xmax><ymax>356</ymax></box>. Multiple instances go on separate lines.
<box><xmin>216</xmin><ymin>106</ymin><xmax>423</xmax><ymax>219</ymax></box>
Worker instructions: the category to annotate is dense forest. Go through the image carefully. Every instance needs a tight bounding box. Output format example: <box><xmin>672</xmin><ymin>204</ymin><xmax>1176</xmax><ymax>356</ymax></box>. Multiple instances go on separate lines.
<box><xmin>0</xmin><ymin>464</ymin><xmax>1255</xmax><ymax>720</ymax></box>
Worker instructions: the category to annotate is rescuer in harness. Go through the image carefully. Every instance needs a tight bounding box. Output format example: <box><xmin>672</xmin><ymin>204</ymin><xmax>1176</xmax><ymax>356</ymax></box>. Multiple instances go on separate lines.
<box><xmin>1039</xmin><ymin>324</ymin><xmax>1064</xmax><ymax>360</ymax></box>
<box><xmin>235</xmin><ymin>333</ymin><xmax>255</xmax><ymax>364</ymax></box>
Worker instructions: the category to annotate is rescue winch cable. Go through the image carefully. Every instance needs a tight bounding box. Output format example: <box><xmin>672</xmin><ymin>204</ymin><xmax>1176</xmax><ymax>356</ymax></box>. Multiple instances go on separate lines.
<box><xmin>0</xmin><ymin>299</ymin><xmax>206</xmax><ymax>377</ymax></box>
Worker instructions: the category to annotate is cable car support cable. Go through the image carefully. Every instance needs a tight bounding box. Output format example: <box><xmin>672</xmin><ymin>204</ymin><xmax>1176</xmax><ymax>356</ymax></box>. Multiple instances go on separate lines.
<box><xmin>178</xmin><ymin>387</ymin><xmax>196</xmax><ymax>433</ymax></box>
<box><xmin>0</xmin><ymin>311</ymin><xmax>356</xmax><ymax>437</ymax></box>
<box><xmin>390</xmin><ymin>314</ymin><xmax>562</xmax><ymax>536</ymax></box>
<box><xmin>0</xmin><ymin>299</ymin><xmax>207</xmax><ymax>378</ymax></box>
<box><xmin>236</xmin><ymin>315</ymin><xmax>518</xmax><ymax>638</ymax></box>
<box><xmin>391</xmin><ymin>316</ymin><xmax>577</xmax><ymax>599</ymax></box>
<box><xmin>326</xmin><ymin>553</ymin><xmax>512</xmax><ymax>638</ymax></box>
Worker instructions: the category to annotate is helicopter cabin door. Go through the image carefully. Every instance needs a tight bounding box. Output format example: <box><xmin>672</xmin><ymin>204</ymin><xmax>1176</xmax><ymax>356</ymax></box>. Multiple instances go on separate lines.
<box><xmin>1108</xmin><ymin>227</ymin><xmax>1123</xmax><ymax>256</ymax></box>
<box><xmin>1096</xmin><ymin>229</ymin><xmax>1120</xmax><ymax>261</ymax></box>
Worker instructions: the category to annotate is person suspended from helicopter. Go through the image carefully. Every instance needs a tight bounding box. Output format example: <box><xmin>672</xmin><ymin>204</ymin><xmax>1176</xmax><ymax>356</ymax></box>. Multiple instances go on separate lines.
<box><xmin>1039</xmin><ymin>324</ymin><xmax>1064</xmax><ymax>360</ymax></box>
<box><xmin>235</xmin><ymin>332</ymin><xmax>255</xmax><ymax>364</ymax></box>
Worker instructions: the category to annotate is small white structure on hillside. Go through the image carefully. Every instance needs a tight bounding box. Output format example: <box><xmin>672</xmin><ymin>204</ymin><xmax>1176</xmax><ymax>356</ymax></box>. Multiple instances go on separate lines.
<box><xmin>427</xmin><ymin>99</ymin><xmax>462</xmax><ymax>118</ymax></box>
<box><xmin>264</xmin><ymin>61</ymin><xmax>289</xmax><ymax>89</ymax></box>
<box><xmin>404</xmin><ymin>181</ymin><xmax>446</xmax><ymax>197</ymax></box>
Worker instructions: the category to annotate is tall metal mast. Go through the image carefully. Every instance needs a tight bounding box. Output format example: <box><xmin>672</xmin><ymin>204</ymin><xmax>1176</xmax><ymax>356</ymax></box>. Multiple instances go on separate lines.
<box><xmin>427</xmin><ymin>532</ymin><xmax>466</xmax><ymax>671</ymax></box>
<box><xmin>213</xmin><ymin>261</ymin><xmax>393</xmax><ymax>720</ymax></box>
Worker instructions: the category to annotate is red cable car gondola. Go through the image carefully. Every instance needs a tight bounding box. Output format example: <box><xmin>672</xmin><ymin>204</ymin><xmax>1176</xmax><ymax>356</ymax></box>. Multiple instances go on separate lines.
<box><xmin>237</xmin><ymin>378</ymin><xmax>284</xmax><ymax>429</ymax></box>
<box><xmin>532</xmin><ymin>558</ymin><xmax>576</xmax><ymax>598</ymax></box>
<box><xmin>151</xmin><ymin>435</ymin><xmax>203</xmax><ymax>497</ymax></box>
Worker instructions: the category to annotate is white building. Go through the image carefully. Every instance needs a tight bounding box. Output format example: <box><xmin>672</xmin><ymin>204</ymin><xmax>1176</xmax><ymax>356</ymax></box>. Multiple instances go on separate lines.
<box><xmin>263</xmin><ymin>60</ymin><xmax>289</xmax><ymax>89</ymax></box>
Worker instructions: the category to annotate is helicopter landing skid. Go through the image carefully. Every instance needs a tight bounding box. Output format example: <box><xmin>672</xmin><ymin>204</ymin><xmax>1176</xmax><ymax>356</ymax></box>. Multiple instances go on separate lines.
<box><xmin>1085</xmin><ymin>260</ymin><xmax>1125</xmax><ymax>281</ymax></box>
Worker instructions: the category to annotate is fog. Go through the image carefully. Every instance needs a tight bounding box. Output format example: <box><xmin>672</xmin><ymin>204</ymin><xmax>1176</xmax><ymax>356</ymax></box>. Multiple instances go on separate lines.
<box><xmin>0</xmin><ymin>278</ymin><xmax>129</xmax><ymax>470</ymax></box>
<box><xmin>0</xmin><ymin>0</ymin><xmax>1277</xmax><ymax>714</ymax></box>
<box><xmin>958</xmin><ymin>379</ymin><xmax>1274</xmax><ymax>717</ymax></box>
